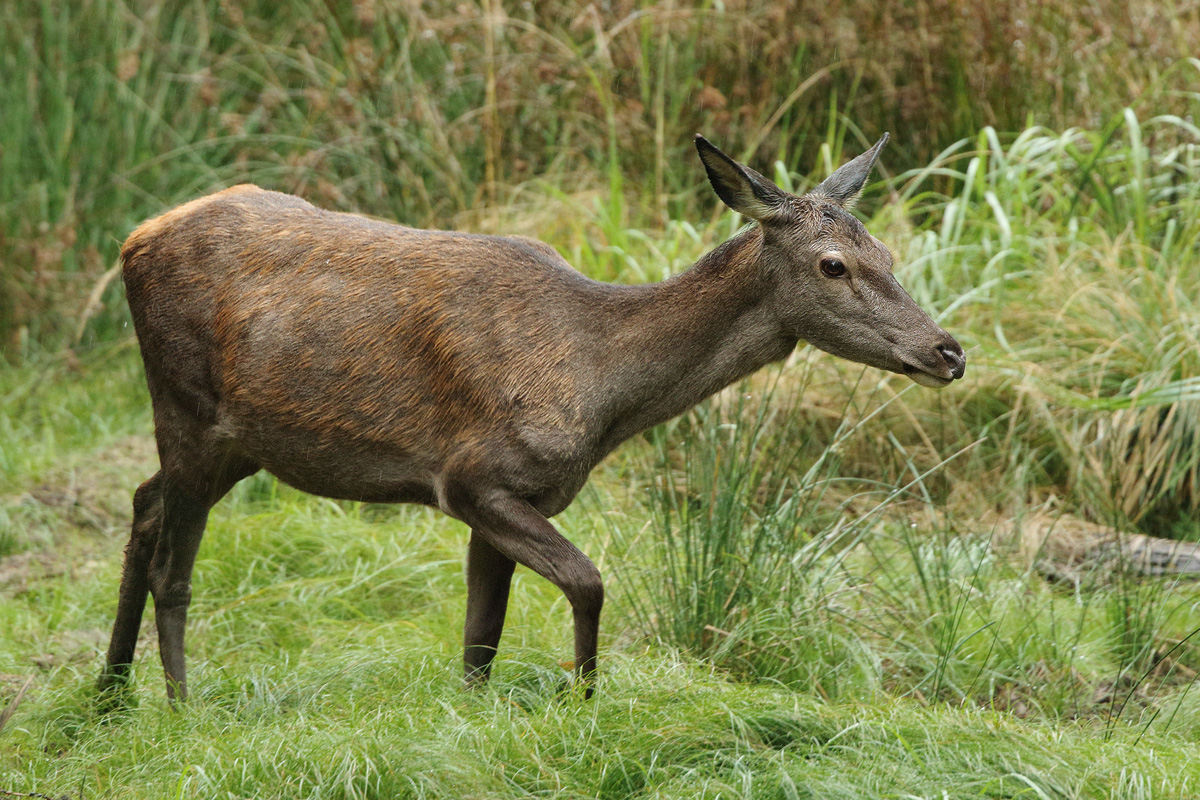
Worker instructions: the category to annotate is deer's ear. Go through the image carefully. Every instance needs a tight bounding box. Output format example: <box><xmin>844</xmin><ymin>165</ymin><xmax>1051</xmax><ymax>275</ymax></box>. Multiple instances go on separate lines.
<box><xmin>812</xmin><ymin>133</ymin><xmax>889</xmax><ymax>207</ymax></box>
<box><xmin>695</xmin><ymin>135</ymin><xmax>788</xmax><ymax>222</ymax></box>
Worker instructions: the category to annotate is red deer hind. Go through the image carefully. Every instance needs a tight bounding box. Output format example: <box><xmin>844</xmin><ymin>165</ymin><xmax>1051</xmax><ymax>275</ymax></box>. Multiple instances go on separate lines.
<box><xmin>98</xmin><ymin>134</ymin><xmax>965</xmax><ymax>702</ymax></box>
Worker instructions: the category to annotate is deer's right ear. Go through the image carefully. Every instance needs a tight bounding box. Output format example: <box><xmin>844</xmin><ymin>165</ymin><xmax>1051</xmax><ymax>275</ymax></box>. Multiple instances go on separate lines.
<box><xmin>695</xmin><ymin>135</ymin><xmax>788</xmax><ymax>222</ymax></box>
<box><xmin>811</xmin><ymin>133</ymin><xmax>889</xmax><ymax>207</ymax></box>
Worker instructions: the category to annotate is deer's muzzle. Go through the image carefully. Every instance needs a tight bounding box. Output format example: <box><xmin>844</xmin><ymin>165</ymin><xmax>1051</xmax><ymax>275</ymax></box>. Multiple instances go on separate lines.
<box><xmin>902</xmin><ymin>336</ymin><xmax>966</xmax><ymax>388</ymax></box>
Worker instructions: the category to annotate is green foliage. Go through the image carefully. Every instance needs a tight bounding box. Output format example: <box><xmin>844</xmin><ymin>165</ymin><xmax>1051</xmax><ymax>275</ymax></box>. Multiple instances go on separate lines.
<box><xmin>622</xmin><ymin>370</ymin><xmax>932</xmax><ymax>695</ymax></box>
<box><xmin>5</xmin><ymin>352</ymin><xmax>1200</xmax><ymax>796</ymax></box>
<box><xmin>6</xmin><ymin>2</ymin><xmax>1200</xmax><ymax>796</ymax></box>
<box><xmin>4</xmin><ymin>1</ymin><xmax>1199</xmax><ymax>355</ymax></box>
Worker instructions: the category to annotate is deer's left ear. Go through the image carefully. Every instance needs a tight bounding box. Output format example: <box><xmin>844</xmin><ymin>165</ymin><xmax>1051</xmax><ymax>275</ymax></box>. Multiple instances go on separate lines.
<box><xmin>811</xmin><ymin>133</ymin><xmax>889</xmax><ymax>207</ymax></box>
<box><xmin>695</xmin><ymin>135</ymin><xmax>789</xmax><ymax>222</ymax></box>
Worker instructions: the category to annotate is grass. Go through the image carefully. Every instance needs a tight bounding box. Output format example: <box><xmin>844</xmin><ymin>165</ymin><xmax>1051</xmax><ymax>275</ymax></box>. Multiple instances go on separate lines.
<box><xmin>6</xmin><ymin>127</ymin><xmax>1200</xmax><ymax>785</ymax></box>
<box><xmin>4</xmin><ymin>1</ymin><xmax>1200</xmax><ymax>355</ymax></box>
<box><xmin>5</xmin><ymin>2</ymin><xmax>1200</xmax><ymax>797</ymax></box>
<box><xmin>11</xmin><ymin>650</ymin><xmax>1198</xmax><ymax>799</ymax></box>
<box><xmin>5</xmin><ymin>128</ymin><xmax>1200</xmax><ymax>794</ymax></box>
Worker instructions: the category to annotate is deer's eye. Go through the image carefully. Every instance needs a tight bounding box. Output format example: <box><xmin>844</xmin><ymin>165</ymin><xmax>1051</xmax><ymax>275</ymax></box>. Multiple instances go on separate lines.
<box><xmin>820</xmin><ymin>257</ymin><xmax>847</xmax><ymax>278</ymax></box>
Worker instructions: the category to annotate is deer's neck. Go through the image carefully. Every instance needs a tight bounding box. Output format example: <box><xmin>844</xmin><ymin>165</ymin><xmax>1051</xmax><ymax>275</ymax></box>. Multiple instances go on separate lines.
<box><xmin>593</xmin><ymin>227</ymin><xmax>796</xmax><ymax>447</ymax></box>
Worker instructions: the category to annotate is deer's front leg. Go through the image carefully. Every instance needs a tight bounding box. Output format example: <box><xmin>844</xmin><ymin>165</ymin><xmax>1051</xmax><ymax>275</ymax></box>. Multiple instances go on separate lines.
<box><xmin>447</xmin><ymin>485</ymin><xmax>603</xmax><ymax>695</ymax></box>
<box><xmin>463</xmin><ymin>530</ymin><xmax>516</xmax><ymax>685</ymax></box>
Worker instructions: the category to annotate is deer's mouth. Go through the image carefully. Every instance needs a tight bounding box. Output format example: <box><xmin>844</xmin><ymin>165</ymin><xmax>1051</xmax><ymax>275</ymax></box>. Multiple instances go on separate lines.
<box><xmin>902</xmin><ymin>363</ymin><xmax>954</xmax><ymax>389</ymax></box>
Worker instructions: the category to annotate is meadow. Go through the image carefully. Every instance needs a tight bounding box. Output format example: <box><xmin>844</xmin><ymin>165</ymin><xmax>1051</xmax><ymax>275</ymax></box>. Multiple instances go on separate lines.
<box><xmin>3</xmin><ymin>1</ymin><xmax>1200</xmax><ymax>797</ymax></box>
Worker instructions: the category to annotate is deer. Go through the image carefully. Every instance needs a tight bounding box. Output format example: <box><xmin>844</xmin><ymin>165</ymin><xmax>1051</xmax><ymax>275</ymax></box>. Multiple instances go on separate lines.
<box><xmin>97</xmin><ymin>133</ymin><xmax>965</xmax><ymax>704</ymax></box>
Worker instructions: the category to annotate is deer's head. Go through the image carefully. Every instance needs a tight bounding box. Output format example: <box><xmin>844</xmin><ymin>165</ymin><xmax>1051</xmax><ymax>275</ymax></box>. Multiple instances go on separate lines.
<box><xmin>696</xmin><ymin>134</ymin><xmax>965</xmax><ymax>388</ymax></box>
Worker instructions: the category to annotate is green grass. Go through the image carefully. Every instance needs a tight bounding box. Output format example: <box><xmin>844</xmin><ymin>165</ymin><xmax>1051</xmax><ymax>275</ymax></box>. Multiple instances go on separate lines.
<box><xmin>5</xmin><ymin>112</ymin><xmax>1200</xmax><ymax>794</ymax></box>
<box><xmin>10</xmin><ymin>657</ymin><xmax>1200</xmax><ymax>799</ymax></box>
<box><xmin>4</xmin><ymin>1</ymin><xmax>1199</xmax><ymax>355</ymax></box>
<box><xmin>6</xmin><ymin>2</ymin><xmax>1200</xmax><ymax>797</ymax></box>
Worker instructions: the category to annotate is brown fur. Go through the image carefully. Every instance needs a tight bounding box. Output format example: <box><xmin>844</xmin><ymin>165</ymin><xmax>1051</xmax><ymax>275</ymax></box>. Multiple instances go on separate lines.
<box><xmin>99</xmin><ymin>137</ymin><xmax>965</xmax><ymax>702</ymax></box>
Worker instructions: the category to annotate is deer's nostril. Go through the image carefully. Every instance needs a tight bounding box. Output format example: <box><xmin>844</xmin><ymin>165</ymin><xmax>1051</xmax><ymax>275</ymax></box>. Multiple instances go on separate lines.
<box><xmin>937</xmin><ymin>344</ymin><xmax>966</xmax><ymax>380</ymax></box>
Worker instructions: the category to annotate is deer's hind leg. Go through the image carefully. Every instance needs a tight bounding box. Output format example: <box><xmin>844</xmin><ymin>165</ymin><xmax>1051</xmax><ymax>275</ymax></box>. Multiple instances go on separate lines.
<box><xmin>98</xmin><ymin>471</ymin><xmax>165</xmax><ymax>697</ymax></box>
<box><xmin>148</xmin><ymin>451</ymin><xmax>258</xmax><ymax>702</ymax></box>
<box><xmin>147</xmin><ymin>477</ymin><xmax>212</xmax><ymax>702</ymax></box>
<box><xmin>98</xmin><ymin>403</ymin><xmax>258</xmax><ymax>705</ymax></box>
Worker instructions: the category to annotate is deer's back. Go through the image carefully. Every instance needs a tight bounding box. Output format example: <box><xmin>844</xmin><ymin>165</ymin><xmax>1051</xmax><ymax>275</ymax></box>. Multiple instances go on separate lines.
<box><xmin>122</xmin><ymin>186</ymin><xmax>608</xmax><ymax>509</ymax></box>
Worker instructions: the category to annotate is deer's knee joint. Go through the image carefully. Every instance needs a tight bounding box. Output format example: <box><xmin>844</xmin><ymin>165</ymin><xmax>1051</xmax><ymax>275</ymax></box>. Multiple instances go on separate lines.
<box><xmin>567</xmin><ymin>568</ymin><xmax>604</xmax><ymax>617</ymax></box>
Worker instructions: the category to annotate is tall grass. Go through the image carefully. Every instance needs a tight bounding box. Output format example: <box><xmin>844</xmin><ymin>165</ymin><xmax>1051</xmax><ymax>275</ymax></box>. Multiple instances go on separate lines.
<box><xmin>4</xmin><ymin>1</ymin><xmax>1200</xmax><ymax>355</ymax></box>
<box><xmin>5</xmin><ymin>4</ymin><xmax>1200</xmax><ymax>795</ymax></box>
<box><xmin>3</xmin><ymin>57</ymin><xmax>1197</xmax><ymax>716</ymax></box>
<box><xmin>619</xmin><ymin>366</ymin><xmax>960</xmax><ymax>696</ymax></box>
<box><xmin>596</xmin><ymin>103</ymin><xmax>1200</xmax><ymax>723</ymax></box>
<box><xmin>6</xmin><ymin>131</ymin><xmax>1200</xmax><ymax>788</ymax></box>
<box><xmin>825</xmin><ymin>105</ymin><xmax>1200</xmax><ymax>534</ymax></box>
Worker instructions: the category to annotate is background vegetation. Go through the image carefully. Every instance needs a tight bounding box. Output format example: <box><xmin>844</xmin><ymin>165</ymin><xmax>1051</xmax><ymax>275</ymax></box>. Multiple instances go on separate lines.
<box><xmin>3</xmin><ymin>1</ymin><xmax>1200</xmax><ymax>797</ymax></box>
